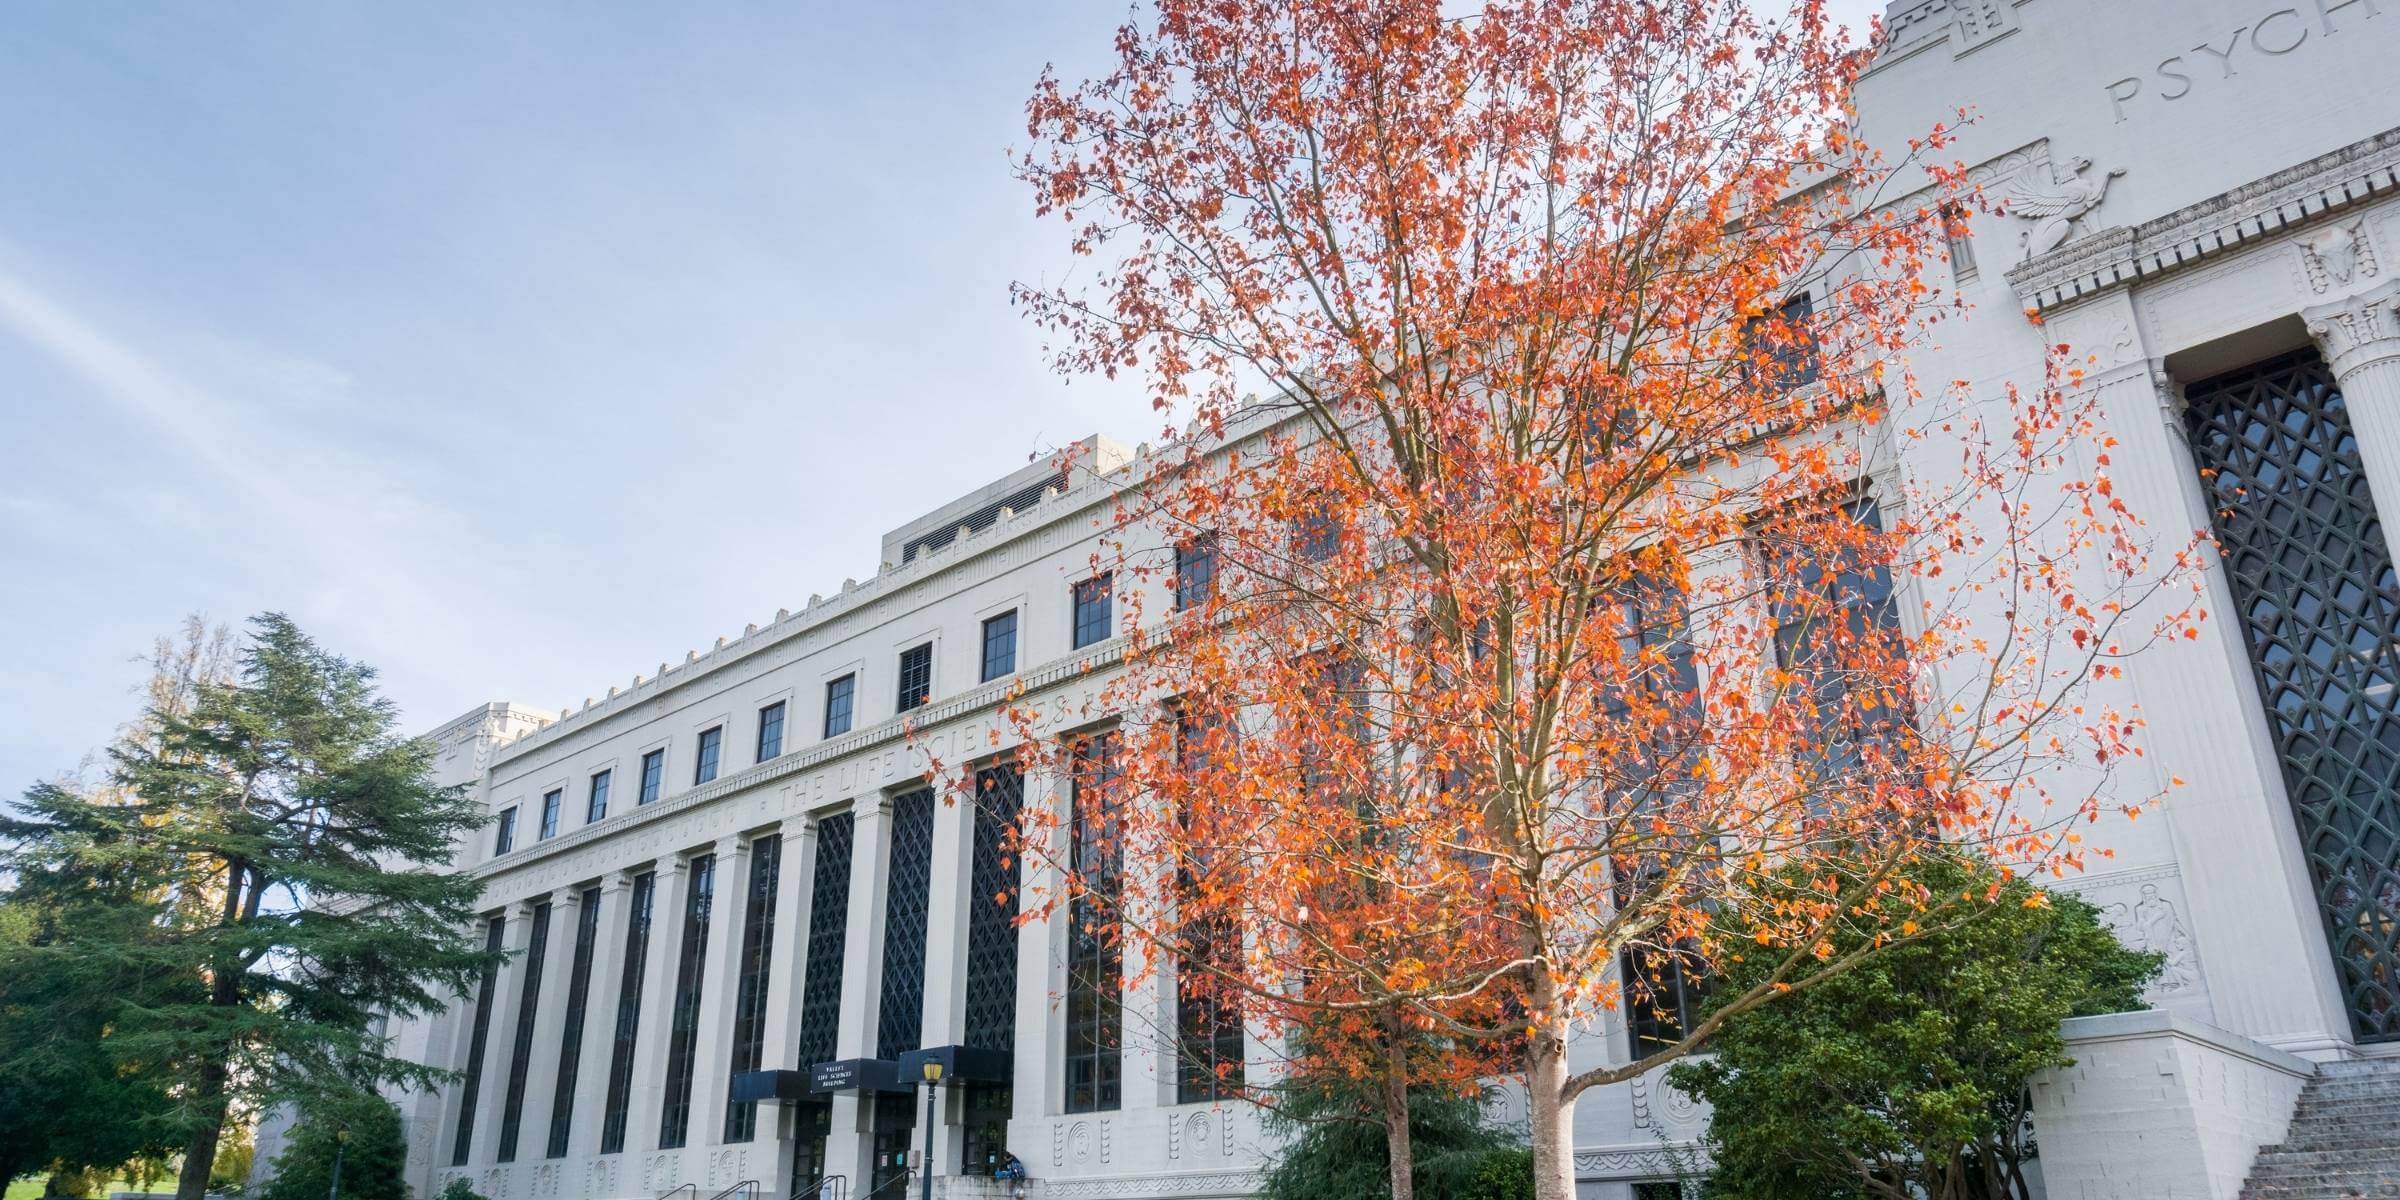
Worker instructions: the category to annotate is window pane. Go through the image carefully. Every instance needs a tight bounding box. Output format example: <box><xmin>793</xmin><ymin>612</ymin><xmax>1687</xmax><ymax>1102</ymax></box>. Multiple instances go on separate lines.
<box><xmin>496</xmin><ymin>902</ymin><xmax>550</xmax><ymax>1162</ymax></box>
<box><xmin>1176</xmin><ymin>533</ymin><xmax>1219</xmax><ymax>610</ymax></box>
<box><xmin>599</xmin><ymin>872</ymin><xmax>656</xmax><ymax>1154</ymax></box>
<box><xmin>694</xmin><ymin>727</ymin><xmax>723</xmax><ymax>785</ymax></box>
<box><xmin>981</xmin><ymin>611</ymin><xmax>1019</xmax><ymax>682</ymax></box>
<box><xmin>545</xmin><ymin>888</ymin><xmax>603</xmax><ymax>1158</ymax></box>
<box><xmin>1073</xmin><ymin>574</ymin><xmax>1115</xmax><ymax>649</ymax></box>
<box><xmin>495</xmin><ymin>808</ymin><xmax>517</xmax><ymax>855</ymax></box>
<box><xmin>450</xmin><ymin>916</ymin><xmax>507</xmax><ymax>1165</ymax></box>
<box><xmin>1065</xmin><ymin>734</ymin><xmax>1123</xmax><ymax>1112</ymax></box>
<box><xmin>724</xmin><ymin>836</ymin><xmax>783</xmax><ymax>1142</ymax></box>
<box><xmin>897</xmin><ymin>644</ymin><xmax>934</xmax><ymax>713</ymax></box>
<box><xmin>586</xmin><ymin>770</ymin><xmax>611</xmax><ymax>824</ymax></box>
<box><xmin>658</xmin><ymin>854</ymin><xmax>716</xmax><ymax>1149</ymax></box>
<box><xmin>825</xmin><ymin>675</ymin><xmax>857</xmax><ymax>737</ymax></box>
<box><xmin>539</xmin><ymin>790</ymin><xmax>561</xmax><ymax>840</ymax></box>
<box><xmin>639</xmin><ymin>750</ymin><xmax>665</xmax><ymax>805</ymax></box>
<box><xmin>757</xmin><ymin>701</ymin><xmax>786</xmax><ymax>762</ymax></box>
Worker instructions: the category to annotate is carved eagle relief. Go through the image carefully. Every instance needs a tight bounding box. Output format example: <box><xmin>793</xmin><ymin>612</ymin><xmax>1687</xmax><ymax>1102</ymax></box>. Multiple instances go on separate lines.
<box><xmin>2002</xmin><ymin>155</ymin><xmax>2125</xmax><ymax>262</ymax></box>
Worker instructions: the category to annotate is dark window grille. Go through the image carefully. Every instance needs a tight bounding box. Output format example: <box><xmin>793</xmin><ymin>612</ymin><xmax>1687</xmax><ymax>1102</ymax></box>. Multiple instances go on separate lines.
<box><xmin>2186</xmin><ymin>348</ymin><xmax>2400</xmax><ymax>1041</ymax></box>
<box><xmin>1065</xmin><ymin>734</ymin><xmax>1124</xmax><ymax>1112</ymax></box>
<box><xmin>900</xmin><ymin>468</ymin><xmax>1071</xmax><ymax>562</ymax></box>
<box><xmin>538</xmin><ymin>791</ymin><xmax>561</xmax><ymax>841</ymax></box>
<box><xmin>964</xmin><ymin>764</ymin><xmax>1024</xmax><ymax>1053</ymax></box>
<box><xmin>724</xmin><ymin>835</ymin><xmax>783</xmax><ymax>1142</ymax></box>
<box><xmin>598</xmin><ymin>871</ymin><xmax>656</xmax><ymax>1153</ymax></box>
<box><xmin>877</xmin><ymin>789</ymin><xmax>937</xmax><ymax>1058</ymax></box>
<box><xmin>450</xmin><ymin>915</ymin><xmax>507</xmax><ymax>1166</ymax></box>
<box><xmin>638</xmin><ymin>750</ymin><xmax>665</xmax><ymax>806</ymax></box>
<box><xmin>824</xmin><ymin>674</ymin><xmax>857</xmax><ymax>737</ymax></box>
<box><xmin>496</xmin><ymin>902</ymin><xmax>551</xmax><ymax>1162</ymax></box>
<box><xmin>796</xmin><ymin>813</ymin><xmax>855</xmax><ymax>1068</ymax></box>
<box><xmin>897</xmin><ymin>644</ymin><xmax>934</xmax><ymax>713</ymax></box>
<box><xmin>658</xmin><ymin>854</ymin><xmax>716</xmax><ymax>1148</ymax></box>
<box><xmin>757</xmin><ymin>701</ymin><xmax>786</xmax><ymax>762</ymax></box>
<box><xmin>1176</xmin><ymin>533</ymin><xmax>1220</xmax><ymax>610</ymax></box>
<box><xmin>1174</xmin><ymin>713</ymin><xmax>1243</xmax><ymax>1103</ymax></box>
<box><xmin>1072</xmin><ymin>575</ymin><xmax>1115</xmax><ymax>649</ymax></box>
<box><xmin>981</xmin><ymin>611</ymin><xmax>1019</xmax><ymax>682</ymax></box>
<box><xmin>694</xmin><ymin>727</ymin><xmax>723</xmax><ymax>785</ymax></box>
<box><xmin>1295</xmin><ymin>510</ymin><xmax>1340</xmax><ymax>562</ymax></box>
<box><xmin>587</xmin><ymin>770</ymin><xmax>611</xmax><ymax>824</ymax></box>
<box><xmin>546</xmin><ymin>888</ymin><xmax>603</xmax><ymax>1159</ymax></box>
<box><xmin>493</xmin><ymin>808</ymin><xmax>516</xmax><ymax>856</ymax></box>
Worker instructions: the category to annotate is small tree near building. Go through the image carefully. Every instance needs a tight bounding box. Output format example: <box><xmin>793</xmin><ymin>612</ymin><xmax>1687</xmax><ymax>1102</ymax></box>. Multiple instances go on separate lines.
<box><xmin>1668</xmin><ymin>855</ymin><xmax>2161</xmax><ymax>1200</ymax></box>
<box><xmin>256</xmin><ymin>1092</ymin><xmax>409</xmax><ymax>1200</ymax></box>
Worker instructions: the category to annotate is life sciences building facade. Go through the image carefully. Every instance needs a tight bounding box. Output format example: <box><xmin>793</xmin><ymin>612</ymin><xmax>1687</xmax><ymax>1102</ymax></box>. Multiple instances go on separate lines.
<box><xmin>333</xmin><ymin>1</ymin><xmax>2400</xmax><ymax>1196</ymax></box>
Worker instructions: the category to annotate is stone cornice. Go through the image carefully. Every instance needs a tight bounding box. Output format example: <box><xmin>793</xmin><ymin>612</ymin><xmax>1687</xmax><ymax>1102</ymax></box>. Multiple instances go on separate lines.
<box><xmin>485</xmin><ymin>403</ymin><xmax>1292</xmax><ymax>774</ymax></box>
<box><xmin>2009</xmin><ymin>127</ymin><xmax>2400</xmax><ymax>314</ymax></box>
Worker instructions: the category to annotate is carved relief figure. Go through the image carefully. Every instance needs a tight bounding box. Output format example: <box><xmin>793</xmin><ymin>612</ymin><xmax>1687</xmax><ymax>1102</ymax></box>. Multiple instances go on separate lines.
<box><xmin>2101</xmin><ymin>882</ymin><xmax>2200</xmax><ymax>994</ymax></box>
<box><xmin>2002</xmin><ymin>155</ymin><xmax>2125</xmax><ymax>261</ymax></box>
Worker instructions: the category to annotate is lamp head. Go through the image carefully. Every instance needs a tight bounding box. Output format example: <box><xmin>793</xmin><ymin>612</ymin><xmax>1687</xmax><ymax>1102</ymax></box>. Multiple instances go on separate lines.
<box><xmin>923</xmin><ymin>1060</ymin><xmax>944</xmax><ymax>1084</ymax></box>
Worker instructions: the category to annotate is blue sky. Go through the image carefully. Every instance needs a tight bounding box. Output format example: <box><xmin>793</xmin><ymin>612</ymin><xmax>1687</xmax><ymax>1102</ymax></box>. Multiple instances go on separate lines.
<box><xmin>0</xmin><ymin>2</ymin><xmax>1881</xmax><ymax>791</ymax></box>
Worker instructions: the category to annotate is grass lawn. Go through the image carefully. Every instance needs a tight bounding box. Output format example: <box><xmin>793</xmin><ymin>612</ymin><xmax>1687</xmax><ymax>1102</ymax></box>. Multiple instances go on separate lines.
<box><xmin>6</xmin><ymin>1176</ymin><xmax>157</xmax><ymax>1199</ymax></box>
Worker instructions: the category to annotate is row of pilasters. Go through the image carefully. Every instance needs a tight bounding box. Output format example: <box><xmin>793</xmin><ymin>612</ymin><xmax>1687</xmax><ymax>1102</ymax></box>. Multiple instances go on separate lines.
<box><xmin>2033</xmin><ymin>277</ymin><xmax>2400</xmax><ymax>1056</ymax></box>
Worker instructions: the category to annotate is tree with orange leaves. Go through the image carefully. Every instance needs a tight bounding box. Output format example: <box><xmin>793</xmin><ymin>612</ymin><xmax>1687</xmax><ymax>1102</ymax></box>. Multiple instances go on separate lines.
<box><xmin>990</xmin><ymin>3</ymin><xmax>2201</xmax><ymax>1197</ymax></box>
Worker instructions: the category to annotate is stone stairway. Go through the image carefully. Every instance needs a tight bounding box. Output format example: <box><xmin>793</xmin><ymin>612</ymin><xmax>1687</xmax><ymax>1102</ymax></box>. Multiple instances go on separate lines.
<box><xmin>2240</xmin><ymin>1058</ymin><xmax>2400</xmax><ymax>1199</ymax></box>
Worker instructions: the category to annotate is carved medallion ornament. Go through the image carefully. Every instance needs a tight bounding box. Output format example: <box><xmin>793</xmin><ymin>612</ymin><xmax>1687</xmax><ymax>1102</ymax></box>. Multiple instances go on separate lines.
<box><xmin>2300</xmin><ymin>218</ymin><xmax>2382</xmax><ymax>294</ymax></box>
<box><xmin>2003</xmin><ymin>155</ymin><xmax>2126</xmax><ymax>262</ymax></box>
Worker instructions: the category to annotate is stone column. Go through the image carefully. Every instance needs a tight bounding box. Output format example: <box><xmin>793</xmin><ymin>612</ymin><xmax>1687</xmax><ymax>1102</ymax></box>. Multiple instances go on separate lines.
<box><xmin>825</xmin><ymin>797</ymin><xmax>893</xmax><ymax>1190</ymax></box>
<box><xmin>565</xmin><ymin>870</ymin><xmax>638</xmax><ymax>1159</ymax></box>
<box><xmin>468</xmin><ymin>902</ymin><xmax>539</xmax><ymax>1167</ymax></box>
<box><xmin>691</xmin><ymin>834</ymin><xmax>751</xmax><ymax>1156</ymax></box>
<box><xmin>627</xmin><ymin>856</ymin><xmax>693</xmax><ymax>1156</ymax></box>
<box><xmin>1011</xmin><ymin>768</ymin><xmax>1066</xmax><ymax>1126</ymax></box>
<box><xmin>517</xmin><ymin>887</ymin><xmax>584</xmax><ymax>1161</ymax></box>
<box><xmin>2305</xmin><ymin>277</ymin><xmax>2400</xmax><ymax>517</ymax></box>
<box><xmin>759</xmin><ymin>814</ymin><xmax>817</xmax><ymax>1196</ymax></box>
<box><xmin>920</xmin><ymin>775</ymin><xmax>974</xmax><ymax>1178</ymax></box>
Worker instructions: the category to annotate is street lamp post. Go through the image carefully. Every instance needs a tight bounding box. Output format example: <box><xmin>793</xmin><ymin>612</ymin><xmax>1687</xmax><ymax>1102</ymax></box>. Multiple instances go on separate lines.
<box><xmin>328</xmin><ymin>1126</ymin><xmax>352</xmax><ymax>1200</ymax></box>
<box><xmin>919</xmin><ymin>1061</ymin><xmax>943</xmax><ymax>1200</ymax></box>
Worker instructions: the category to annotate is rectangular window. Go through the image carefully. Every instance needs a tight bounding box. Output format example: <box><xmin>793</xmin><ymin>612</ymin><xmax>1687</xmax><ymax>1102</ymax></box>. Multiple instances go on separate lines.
<box><xmin>586</xmin><ymin>770</ymin><xmax>611</xmax><ymax>824</ymax></box>
<box><xmin>1744</xmin><ymin>291</ymin><xmax>1819</xmax><ymax>392</ymax></box>
<box><xmin>756</xmin><ymin>701</ymin><xmax>786</xmax><ymax>763</ymax></box>
<box><xmin>496</xmin><ymin>902</ymin><xmax>551</xmax><ymax>1162</ymax></box>
<box><xmin>896</xmin><ymin>643</ymin><xmax>934</xmax><ymax>713</ymax></box>
<box><xmin>1175</xmin><ymin>533</ymin><xmax>1219</xmax><ymax>610</ymax></box>
<box><xmin>1064</xmin><ymin>733</ymin><xmax>1124</xmax><ymax>1113</ymax></box>
<box><xmin>824</xmin><ymin>674</ymin><xmax>857</xmax><ymax>737</ymax></box>
<box><xmin>493</xmin><ymin>808</ymin><xmax>517</xmax><ymax>856</ymax></box>
<box><xmin>1072</xmin><ymin>574</ymin><xmax>1114</xmax><ymax>649</ymax></box>
<box><xmin>980</xmin><ymin>611</ymin><xmax>1018</xmax><ymax>682</ymax></box>
<box><xmin>598</xmin><ymin>872</ymin><xmax>656</xmax><ymax>1154</ymax></box>
<box><xmin>796</xmin><ymin>813</ymin><xmax>855</xmax><ymax>1069</ymax></box>
<box><xmin>658</xmin><ymin>854</ymin><xmax>716</xmax><ymax>1149</ymax></box>
<box><xmin>1765</xmin><ymin>494</ymin><xmax>1904</xmax><ymax>788</ymax></box>
<box><xmin>546</xmin><ymin>888</ymin><xmax>603</xmax><ymax>1159</ymax></box>
<box><xmin>450</xmin><ymin>915</ymin><xmax>507</xmax><ymax>1166</ymax></box>
<box><xmin>1942</xmin><ymin>203</ymin><xmax>1978</xmax><ymax>283</ymax></box>
<box><xmin>638</xmin><ymin>750</ymin><xmax>665</xmax><ymax>806</ymax></box>
<box><xmin>1621</xmin><ymin>945</ymin><xmax>1705</xmax><ymax>1057</ymax></box>
<box><xmin>538</xmin><ymin>790</ymin><xmax>561</xmax><ymax>841</ymax></box>
<box><xmin>724</xmin><ymin>835</ymin><xmax>782</xmax><ymax>1143</ymax></box>
<box><xmin>693</xmin><ymin>726</ymin><xmax>723</xmax><ymax>786</ymax></box>
<box><xmin>1295</xmin><ymin>510</ymin><xmax>1339</xmax><ymax>562</ymax></box>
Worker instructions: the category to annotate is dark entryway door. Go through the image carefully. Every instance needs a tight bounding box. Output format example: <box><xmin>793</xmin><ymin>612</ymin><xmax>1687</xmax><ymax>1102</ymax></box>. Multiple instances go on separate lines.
<box><xmin>868</xmin><ymin>1091</ymin><xmax>917</xmax><ymax>1197</ymax></box>
<box><xmin>2186</xmin><ymin>347</ymin><xmax>2400</xmax><ymax>1041</ymax></box>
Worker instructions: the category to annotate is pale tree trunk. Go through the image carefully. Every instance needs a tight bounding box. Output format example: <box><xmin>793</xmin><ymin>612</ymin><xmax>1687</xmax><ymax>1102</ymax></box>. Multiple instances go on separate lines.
<box><xmin>1380</xmin><ymin>1018</ymin><xmax>1415</xmax><ymax>1200</ymax></box>
<box><xmin>1525</xmin><ymin>976</ymin><xmax>1578</xmax><ymax>1200</ymax></box>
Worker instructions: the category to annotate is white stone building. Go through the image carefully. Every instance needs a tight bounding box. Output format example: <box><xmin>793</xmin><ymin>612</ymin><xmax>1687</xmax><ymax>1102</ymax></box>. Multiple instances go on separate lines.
<box><xmin>334</xmin><ymin>2</ymin><xmax>2400</xmax><ymax>1197</ymax></box>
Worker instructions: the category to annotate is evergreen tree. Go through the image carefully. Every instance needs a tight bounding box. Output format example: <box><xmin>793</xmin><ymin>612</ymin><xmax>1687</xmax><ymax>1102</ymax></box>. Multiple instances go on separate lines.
<box><xmin>256</xmin><ymin>1091</ymin><xmax>409</xmax><ymax>1200</ymax></box>
<box><xmin>1668</xmin><ymin>855</ymin><xmax>2161</xmax><ymax>1200</ymax></box>
<box><xmin>1</xmin><ymin>613</ymin><xmax>500</xmax><ymax>1200</ymax></box>
<box><xmin>1259</xmin><ymin>1069</ymin><xmax>1527</xmax><ymax>1200</ymax></box>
